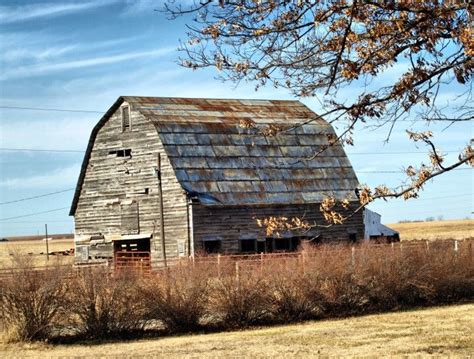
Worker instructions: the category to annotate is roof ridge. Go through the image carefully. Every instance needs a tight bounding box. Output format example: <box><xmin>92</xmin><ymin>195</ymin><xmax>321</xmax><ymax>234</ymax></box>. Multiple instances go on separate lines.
<box><xmin>122</xmin><ymin>95</ymin><xmax>302</xmax><ymax>103</ymax></box>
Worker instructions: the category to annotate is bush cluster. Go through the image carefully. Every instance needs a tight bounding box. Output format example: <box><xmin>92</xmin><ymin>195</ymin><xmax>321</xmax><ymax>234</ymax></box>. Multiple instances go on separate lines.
<box><xmin>1</xmin><ymin>241</ymin><xmax>472</xmax><ymax>342</ymax></box>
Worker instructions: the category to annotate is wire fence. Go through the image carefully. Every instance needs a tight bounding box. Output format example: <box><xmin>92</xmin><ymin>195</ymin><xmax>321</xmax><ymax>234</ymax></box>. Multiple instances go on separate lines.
<box><xmin>1</xmin><ymin>238</ymin><xmax>471</xmax><ymax>279</ymax></box>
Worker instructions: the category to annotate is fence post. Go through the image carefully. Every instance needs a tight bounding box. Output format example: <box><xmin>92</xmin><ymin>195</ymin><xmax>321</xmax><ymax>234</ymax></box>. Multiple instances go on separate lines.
<box><xmin>301</xmin><ymin>250</ymin><xmax>306</xmax><ymax>275</ymax></box>
<box><xmin>425</xmin><ymin>240</ymin><xmax>429</xmax><ymax>252</ymax></box>
<box><xmin>351</xmin><ymin>246</ymin><xmax>356</xmax><ymax>269</ymax></box>
<box><xmin>217</xmin><ymin>254</ymin><xmax>221</xmax><ymax>277</ymax></box>
<box><xmin>260</xmin><ymin>252</ymin><xmax>264</xmax><ymax>273</ymax></box>
<box><xmin>454</xmin><ymin>240</ymin><xmax>459</xmax><ymax>253</ymax></box>
<box><xmin>469</xmin><ymin>242</ymin><xmax>472</xmax><ymax>265</ymax></box>
<box><xmin>235</xmin><ymin>261</ymin><xmax>240</xmax><ymax>281</ymax></box>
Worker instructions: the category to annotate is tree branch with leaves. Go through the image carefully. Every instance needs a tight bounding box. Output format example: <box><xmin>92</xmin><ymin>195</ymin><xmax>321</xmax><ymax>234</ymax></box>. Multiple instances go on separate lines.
<box><xmin>165</xmin><ymin>0</ymin><xmax>473</xmax><ymax>233</ymax></box>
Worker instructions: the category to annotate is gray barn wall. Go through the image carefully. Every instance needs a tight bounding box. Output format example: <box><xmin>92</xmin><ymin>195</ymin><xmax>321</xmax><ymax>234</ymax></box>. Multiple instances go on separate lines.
<box><xmin>73</xmin><ymin>103</ymin><xmax>189</xmax><ymax>263</ymax></box>
<box><xmin>192</xmin><ymin>202</ymin><xmax>364</xmax><ymax>253</ymax></box>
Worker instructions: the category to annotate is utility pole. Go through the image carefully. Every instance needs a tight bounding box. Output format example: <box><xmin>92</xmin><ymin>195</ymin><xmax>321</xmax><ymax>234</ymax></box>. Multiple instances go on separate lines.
<box><xmin>45</xmin><ymin>224</ymin><xmax>49</xmax><ymax>261</ymax></box>
<box><xmin>155</xmin><ymin>153</ymin><xmax>167</xmax><ymax>267</ymax></box>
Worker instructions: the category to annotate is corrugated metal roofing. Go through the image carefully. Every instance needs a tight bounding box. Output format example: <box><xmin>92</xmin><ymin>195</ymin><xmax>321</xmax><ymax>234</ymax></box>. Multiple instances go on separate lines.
<box><xmin>126</xmin><ymin>96</ymin><xmax>359</xmax><ymax>206</ymax></box>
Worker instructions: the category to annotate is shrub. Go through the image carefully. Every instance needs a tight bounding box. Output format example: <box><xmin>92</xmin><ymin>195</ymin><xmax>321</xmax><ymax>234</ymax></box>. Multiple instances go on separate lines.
<box><xmin>141</xmin><ymin>265</ymin><xmax>210</xmax><ymax>333</ymax></box>
<box><xmin>209</xmin><ymin>264</ymin><xmax>271</xmax><ymax>328</ymax></box>
<box><xmin>265</xmin><ymin>259</ymin><xmax>324</xmax><ymax>322</ymax></box>
<box><xmin>0</xmin><ymin>255</ymin><xmax>69</xmax><ymax>342</ymax></box>
<box><xmin>68</xmin><ymin>267</ymin><xmax>148</xmax><ymax>339</ymax></box>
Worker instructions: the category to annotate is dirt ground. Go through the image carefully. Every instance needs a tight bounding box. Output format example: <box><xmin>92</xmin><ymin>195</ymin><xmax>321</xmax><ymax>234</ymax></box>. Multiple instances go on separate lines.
<box><xmin>389</xmin><ymin>219</ymin><xmax>473</xmax><ymax>241</ymax></box>
<box><xmin>0</xmin><ymin>304</ymin><xmax>472</xmax><ymax>358</ymax></box>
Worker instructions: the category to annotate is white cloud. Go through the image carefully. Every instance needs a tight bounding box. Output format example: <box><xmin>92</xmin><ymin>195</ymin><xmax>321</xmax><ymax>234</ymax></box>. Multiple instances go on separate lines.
<box><xmin>0</xmin><ymin>1</ymin><xmax>118</xmax><ymax>24</ymax></box>
<box><xmin>0</xmin><ymin>164</ymin><xmax>80</xmax><ymax>189</ymax></box>
<box><xmin>2</xmin><ymin>45</ymin><xmax>77</xmax><ymax>64</ymax></box>
<box><xmin>1</xmin><ymin>47</ymin><xmax>176</xmax><ymax>80</ymax></box>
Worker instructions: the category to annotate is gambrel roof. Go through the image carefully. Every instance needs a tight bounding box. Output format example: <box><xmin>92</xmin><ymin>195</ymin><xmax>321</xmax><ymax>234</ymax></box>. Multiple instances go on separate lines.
<box><xmin>70</xmin><ymin>96</ymin><xmax>359</xmax><ymax>215</ymax></box>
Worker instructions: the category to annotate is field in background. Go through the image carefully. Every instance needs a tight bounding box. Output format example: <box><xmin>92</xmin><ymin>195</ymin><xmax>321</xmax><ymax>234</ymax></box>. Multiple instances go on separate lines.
<box><xmin>1</xmin><ymin>220</ymin><xmax>473</xmax><ymax>266</ymax></box>
<box><xmin>0</xmin><ymin>236</ymin><xmax>74</xmax><ymax>267</ymax></box>
<box><xmin>390</xmin><ymin>219</ymin><xmax>473</xmax><ymax>241</ymax></box>
<box><xmin>1</xmin><ymin>304</ymin><xmax>472</xmax><ymax>358</ymax></box>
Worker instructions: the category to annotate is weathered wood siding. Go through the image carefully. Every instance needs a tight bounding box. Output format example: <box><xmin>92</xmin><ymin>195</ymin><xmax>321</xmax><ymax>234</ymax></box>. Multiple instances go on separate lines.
<box><xmin>73</xmin><ymin>102</ymin><xmax>189</xmax><ymax>263</ymax></box>
<box><xmin>191</xmin><ymin>202</ymin><xmax>364</xmax><ymax>253</ymax></box>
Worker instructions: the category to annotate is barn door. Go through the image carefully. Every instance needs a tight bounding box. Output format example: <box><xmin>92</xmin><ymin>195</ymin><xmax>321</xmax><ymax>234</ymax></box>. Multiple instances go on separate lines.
<box><xmin>121</xmin><ymin>201</ymin><xmax>139</xmax><ymax>234</ymax></box>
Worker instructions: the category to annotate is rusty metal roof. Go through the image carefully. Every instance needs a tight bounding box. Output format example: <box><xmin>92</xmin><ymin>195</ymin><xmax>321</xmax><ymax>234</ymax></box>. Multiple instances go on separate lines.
<box><xmin>128</xmin><ymin>96</ymin><xmax>359</xmax><ymax>206</ymax></box>
<box><xmin>70</xmin><ymin>96</ymin><xmax>359</xmax><ymax>215</ymax></box>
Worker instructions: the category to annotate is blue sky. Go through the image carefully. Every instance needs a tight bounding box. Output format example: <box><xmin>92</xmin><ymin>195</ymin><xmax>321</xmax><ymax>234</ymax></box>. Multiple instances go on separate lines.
<box><xmin>0</xmin><ymin>0</ymin><xmax>472</xmax><ymax>237</ymax></box>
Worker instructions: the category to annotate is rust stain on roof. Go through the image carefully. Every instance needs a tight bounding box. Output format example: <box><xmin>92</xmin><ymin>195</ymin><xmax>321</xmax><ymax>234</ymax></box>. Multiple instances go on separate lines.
<box><xmin>70</xmin><ymin>97</ymin><xmax>359</xmax><ymax>215</ymax></box>
<box><xmin>127</xmin><ymin>97</ymin><xmax>358</xmax><ymax>206</ymax></box>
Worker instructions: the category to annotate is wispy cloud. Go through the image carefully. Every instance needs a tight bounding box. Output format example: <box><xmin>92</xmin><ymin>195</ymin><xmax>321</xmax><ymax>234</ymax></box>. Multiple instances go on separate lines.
<box><xmin>2</xmin><ymin>45</ymin><xmax>77</xmax><ymax>64</ymax></box>
<box><xmin>1</xmin><ymin>47</ymin><xmax>176</xmax><ymax>80</ymax></box>
<box><xmin>0</xmin><ymin>1</ymin><xmax>118</xmax><ymax>24</ymax></box>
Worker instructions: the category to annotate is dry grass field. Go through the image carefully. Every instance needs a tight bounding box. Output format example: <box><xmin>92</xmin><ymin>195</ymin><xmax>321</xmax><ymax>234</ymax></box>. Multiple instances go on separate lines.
<box><xmin>1</xmin><ymin>304</ymin><xmax>472</xmax><ymax>358</ymax></box>
<box><xmin>0</xmin><ymin>237</ymin><xmax>74</xmax><ymax>267</ymax></box>
<box><xmin>390</xmin><ymin>219</ymin><xmax>473</xmax><ymax>241</ymax></box>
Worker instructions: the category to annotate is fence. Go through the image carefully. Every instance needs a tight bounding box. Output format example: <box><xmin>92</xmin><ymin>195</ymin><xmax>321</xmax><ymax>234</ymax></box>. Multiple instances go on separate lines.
<box><xmin>166</xmin><ymin>238</ymin><xmax>473</xmax><ymax>278</ymax></box>
<box><xmin>0</xmin><ymin>238</ymin><xmax>472</xmax><ymax>278</ymax></box>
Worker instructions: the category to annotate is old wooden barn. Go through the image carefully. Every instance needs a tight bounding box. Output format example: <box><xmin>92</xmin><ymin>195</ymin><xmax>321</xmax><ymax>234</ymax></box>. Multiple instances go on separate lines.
<box><xmin>70</xmin><ymin>96</ymin><xmax>365</xmax><ymax>266</ymax></box>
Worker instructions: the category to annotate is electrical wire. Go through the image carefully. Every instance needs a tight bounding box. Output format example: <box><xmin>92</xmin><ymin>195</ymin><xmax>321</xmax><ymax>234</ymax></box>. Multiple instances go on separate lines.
<box><xmin>0</xmin><ymin>207</ymin><xmax>70</xmax><ymax>221</ymax></box>
<box><xmin>0</xmin><ymin>188</ymin><xmax>75</xmax><ymax>205</ymax></box>
<box><xmin>0</xmin><ymin>105</ymin><xmax>103</xmax><ymax>114</ymax></box>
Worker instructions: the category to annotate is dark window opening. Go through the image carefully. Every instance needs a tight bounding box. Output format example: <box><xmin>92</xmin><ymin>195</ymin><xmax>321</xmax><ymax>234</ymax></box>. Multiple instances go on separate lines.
<box><xmin>265</xmin><ymin>238</ymin><xmax>274</xmax><ymax>253</ymax></box>
<box><xmin>122</xmin><ymin>106</ymin><xmax>130</xmax><ymax>131</ymax></box>
<box><xmin>349</xmin><ymin>233</ymin><xmax>357</xmax><ymax>243</ymax></box>
<box><xmin>240</xmin><ymin>239</ymin><xmax>256</xmax><ymax>253</ymax></box>
<box><xmin>273</xmin><ymin>237</ymin><xmax>306</xmax><ymax>252</ymax></box>
<box><xmin>109</xmin><ymin>149</ymin><xmax>132</xmax><ymax>158</ymax></box>
<box><xmin>274</xmin><ymin>237</ymin><xmax>291</xmax><ymax>251</ymax></box>
<box><xmin>291</xmin><ymin>237</ymin><xmax>302</xmax><ymax>251</ymax></box>
<box><xmin>204</xmin><ymin>240</ymin><xmax>221</xmax><ymax>254</ymax></box>
<box><xmin>257</xmin><ymin>240</ymin><xmax>266</xmax><ymax>253</ymax></box>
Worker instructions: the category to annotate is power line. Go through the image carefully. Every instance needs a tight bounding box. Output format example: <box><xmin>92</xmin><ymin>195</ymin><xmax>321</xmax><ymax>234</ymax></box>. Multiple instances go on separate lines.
<box><xmin>358</xmin><ymin>168</ymin><xmax>471</xmax><ymax>173</ymax></box>
<box><xmin>0</xmin><ymin>105</ymin><xmax>103</xmax><ymax>114</ymax></box>
<box><xmin>347</xmin><ymin>150</ymin><xmax>461</xmax><ymax>155</ymax></box>
<box><xmin>0</xmin><ymin>207</ymin><xmax>70</xmax><ymax>221</ymax></box>
<box><xmin>0</xmin><ymin>188</ymin><xmax>75</xmax><ymax>205</ymax></box>
<box><xmin>0</xmin><ymin>220</ymin><xmax>72</xmax><ymax>224</ymax></box>
<box><xmin>1</xmin><ymin>105</ymin><xmax>468</xmax><ymax>123</ymax></box>
<box><xmin>0</xmin><ymin>147</ymin><xmax>466</xmax><ymax>155</ymax></box>
<box><xmin>0</xmin><ymin>148</ymin><xmax>84</xmax><ymax>153</ymax></box>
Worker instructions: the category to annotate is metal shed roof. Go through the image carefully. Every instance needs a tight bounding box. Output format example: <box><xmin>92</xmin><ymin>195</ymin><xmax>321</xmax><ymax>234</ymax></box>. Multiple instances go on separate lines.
<box><xmin>131</xmin><ymin>96</ymin><xmax>359</xmax><ymax>206</ymax></box>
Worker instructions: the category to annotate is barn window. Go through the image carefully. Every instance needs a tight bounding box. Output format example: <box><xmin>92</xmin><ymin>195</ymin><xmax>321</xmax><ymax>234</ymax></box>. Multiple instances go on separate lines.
<box><xmin>240</xmin><ymin>238</ymin><xmax>256</xmax><ymax>253</ymax></box>
<box><xmin>122</xmin><ymin>106</ymin><xmax>130</xmax><ymax>131</ymax></box>
<box><xmin>203</xmin><ymin>240</ymin><xmax>221</xmax><ymax>254</ymax></box>
<box><xmin>348</xmin><ymin>232</ymin><xmax>357</xmax><ymax>242</ymax></box>
<box><xmin>109</xmin><ymin>149</ymin><xmax>132</xmax><ymax>158</ymax></box>
<box><xmin>274</xmin><ymin>237</ymin><xmax>290</xmax><ymax>251</ymax></box>
<box><xmin>273</xmin><ymin>237</ymin><xmax>303</xmax><ymax>252</ymax></box>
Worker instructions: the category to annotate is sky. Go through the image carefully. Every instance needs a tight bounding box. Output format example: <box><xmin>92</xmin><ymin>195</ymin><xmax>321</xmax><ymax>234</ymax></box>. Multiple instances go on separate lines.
<box><xmin>0</xmin><ymin>0</ymin><xmax>472</xmax><ymax>237</ymax></box>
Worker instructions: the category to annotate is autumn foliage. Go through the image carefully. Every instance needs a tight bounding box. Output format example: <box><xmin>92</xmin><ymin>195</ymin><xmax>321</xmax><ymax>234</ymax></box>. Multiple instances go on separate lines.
<box><xmin>165</xmin><ymin>1</ymin><xmax>474</xmax><ymax>227</ymax></box>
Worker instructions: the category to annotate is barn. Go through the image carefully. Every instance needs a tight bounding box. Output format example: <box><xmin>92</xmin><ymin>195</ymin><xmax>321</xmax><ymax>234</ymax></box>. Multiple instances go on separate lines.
<box><xmin>70</xmin><ymin>96</ymin><xmax>364</xmax><ymax>266</ymax></box>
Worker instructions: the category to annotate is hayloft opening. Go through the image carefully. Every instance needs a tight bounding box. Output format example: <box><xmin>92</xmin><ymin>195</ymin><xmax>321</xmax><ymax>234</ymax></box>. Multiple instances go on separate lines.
<box><xmin>109</xmin><ymin>149</ymin><xmax>132</xmax><ymax>157</ymax></box>
<box><xmin>122</xmin><ymin>105</ymin><xmax>130</xmax><ymax>131</ymax></box>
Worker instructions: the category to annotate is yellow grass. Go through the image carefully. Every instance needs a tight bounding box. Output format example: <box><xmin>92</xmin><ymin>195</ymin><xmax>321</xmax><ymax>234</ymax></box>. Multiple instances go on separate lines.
<box><xmin>0</xmin><ymin>238</ymin><xmax>74</xmax><ymax>267</ymax></box>
<box><xmin>389</xmin><ymin>219</ymin><xmax>474</xmax><ymax>241</ymax></box>
<box><xmin>1</xmin><ymin>304</ymin><xmax>472</xmax><ymax>357</ymax></box>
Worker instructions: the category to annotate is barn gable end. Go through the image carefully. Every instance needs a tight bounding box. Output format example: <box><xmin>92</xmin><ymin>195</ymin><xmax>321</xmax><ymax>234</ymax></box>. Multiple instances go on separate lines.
<box><xmin>72</xmin><ymin>98</ymin><xmax>189</xmax><ymax>263</ymax></box>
